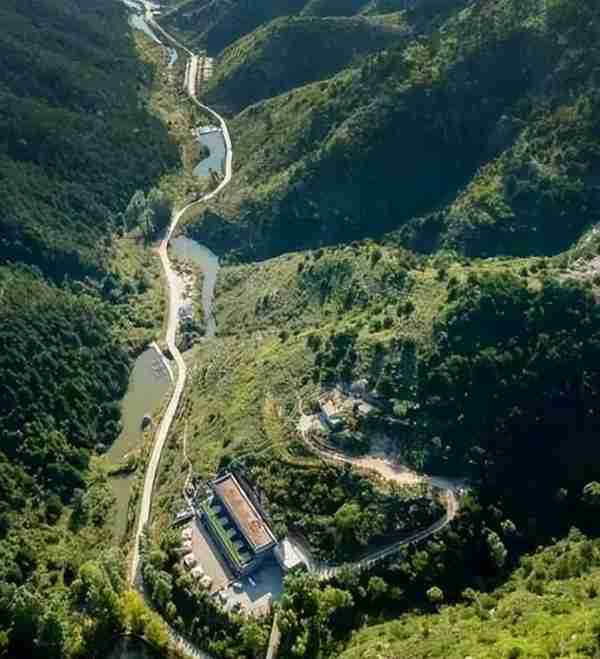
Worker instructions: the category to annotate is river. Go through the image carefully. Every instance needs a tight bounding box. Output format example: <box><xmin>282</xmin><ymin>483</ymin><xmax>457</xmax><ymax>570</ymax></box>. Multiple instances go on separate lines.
<box><xmin>110</xmin><ymin>10</ymin><xmax>222</xmax><ymax>539</ymax></box>
<box><xmin>175</xmin><ymin>125</ymin><xmax>226</xmax><ymax>339</ymax></box>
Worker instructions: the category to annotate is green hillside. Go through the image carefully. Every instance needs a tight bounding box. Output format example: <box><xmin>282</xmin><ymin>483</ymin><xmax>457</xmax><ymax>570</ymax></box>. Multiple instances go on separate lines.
<box><xmin>203</xmin><ymin>16</ymin><xmax>407</xmax><ymax>114</ymax></box>
<box><xmin>340</xmin><ymin>531</ymin><xmax>600</xmax><ymax>659</ymax></box>
<box><xmin>301</xmin><ymin>0</ymin><xmax>370</xmax><ymax>16</ymax></box>
<box><xmin>185</xmin><ymin>0</ymin><xmax>599</xmax><ymax>264</ymax></box>
<box><xmin>3</xmin><ymin>0</ymin><xmax>600</xmax><ymax>657</ymax></box>
<box><xmin>161</xmin><ymin>0</ymin><xmax>310</xmax><ymax>55</ymax></box>
<box><xmin>0</xmin><ymin>2</ymin><xmax>181</xmax><ymax>657</ymax></box>
<box><xmin>0</xmin><ymin>0</ymin><xmax>178</xmax><ymax>279</ymax></box>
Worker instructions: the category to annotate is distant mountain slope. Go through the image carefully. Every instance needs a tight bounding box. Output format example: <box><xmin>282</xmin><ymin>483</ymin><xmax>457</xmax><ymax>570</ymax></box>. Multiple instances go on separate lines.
<box><xmin>161</xmin><ymin>0</ymin><xmax>310</xmax><ymax>55</ymax></box>
<box><xmin>300</xmin><ymin>0</ymin><xmax>368</xmax><ymax>16</ymax></box>
<box><xmin>0</xmin><ymin>0</ymin><xmax>178</xmax><ymax>279</ymax></box>
<box><xmin>184</xmin><ymin>0</ymin><xmax>599</xmax><ymax>263</ymax></box>
<box><xmin>183</xmin><ymin>0</ymin><xmax>565</xmax><ymax>260</ymax></box>
<box><xmin>203</xmin><ymin>15</ymin><xmax>408</xmax><ymax>114</ymax></box>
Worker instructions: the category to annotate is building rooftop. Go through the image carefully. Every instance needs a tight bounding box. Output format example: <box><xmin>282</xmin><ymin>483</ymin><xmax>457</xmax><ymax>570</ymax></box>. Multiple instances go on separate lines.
<box><xmin>212</xmin><ymin>473</ymin><xmax>276</xmax><ymax>553</ymax></box>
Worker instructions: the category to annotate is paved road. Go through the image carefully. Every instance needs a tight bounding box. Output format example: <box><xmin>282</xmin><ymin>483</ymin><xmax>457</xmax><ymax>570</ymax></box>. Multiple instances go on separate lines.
<box><xmin>124</xmin><ymin>7</ymin><xmax>234</xmax><ymax>659</ymax></box>
<box><xmin>317</xmin><ymin>487</ymin><xmax>458</xmax><ymax>580</ymax></box>
<box><xmin>125</xmin><ymin>5</ymin><xmax>458</xmax><ymax>656</ymax></box>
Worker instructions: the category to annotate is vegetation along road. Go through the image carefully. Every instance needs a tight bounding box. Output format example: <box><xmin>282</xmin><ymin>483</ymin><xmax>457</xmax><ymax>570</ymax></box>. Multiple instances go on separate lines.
<box><xmin>297</xmin><ymin>406</ymin><xmax>461</xmax><ymax>579</ymax></box>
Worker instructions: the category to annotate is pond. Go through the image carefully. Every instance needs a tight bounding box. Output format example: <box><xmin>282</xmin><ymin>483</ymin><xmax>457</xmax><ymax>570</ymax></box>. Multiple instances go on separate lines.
<box><xmin>171</xmin><ymin>237</ymin><xmax>220</xmax><ymax>338</ymax></box>
<box><xmin>105</xmin><ymin>346</ymin><xmax>172</xmax><ymax>540</ymax></box>
<box><xmin>193</xmin><ymin>131</ymin><xmax>226</xmax><ymax>178</ymax></box>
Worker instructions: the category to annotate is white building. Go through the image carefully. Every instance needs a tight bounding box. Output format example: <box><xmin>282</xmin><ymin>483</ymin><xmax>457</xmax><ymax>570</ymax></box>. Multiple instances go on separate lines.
<box><xmin>274</xmin><ymin>538</ymin><xmax>305</xmax><ymax>573</ymax></box>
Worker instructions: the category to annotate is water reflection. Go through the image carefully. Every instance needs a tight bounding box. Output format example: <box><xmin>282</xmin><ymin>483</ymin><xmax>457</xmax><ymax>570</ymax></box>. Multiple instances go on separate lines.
<box><xmin>193</xmin><ymin>131</ymin><xmax>226</xmax><ymax>178</ymax></box>
<box><xmin>171</xmin><ymin>237</ymin><xmax>220</xmax><ymax>338</ymax></box>
<box><xmin>106</xmin><ymin>347</ymin><xmax>171</xmax><ymax>540</ymax></box>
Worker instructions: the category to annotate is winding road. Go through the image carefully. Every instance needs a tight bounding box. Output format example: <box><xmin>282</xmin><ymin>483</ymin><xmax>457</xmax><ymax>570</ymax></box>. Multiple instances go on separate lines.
<box><xmin>297</xmin><ymin>405</ymin><xmax>461</xmax><ymax>579</ymax></box>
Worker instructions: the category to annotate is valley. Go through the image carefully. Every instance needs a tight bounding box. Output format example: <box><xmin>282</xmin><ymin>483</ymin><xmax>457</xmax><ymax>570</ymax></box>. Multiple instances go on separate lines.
<box><xmin>1</xmin><ymin>1</ymin><xmax>600</xmax><ymax>659</ymax></box>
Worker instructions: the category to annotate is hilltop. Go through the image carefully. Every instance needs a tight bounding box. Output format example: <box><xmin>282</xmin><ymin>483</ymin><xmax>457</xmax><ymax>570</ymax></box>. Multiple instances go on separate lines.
<box><xmin>203</xmin><ymin>15</ymin><xmax>408</xmax><ymax>114</ymax></box>
<box><xmin>161</xmin><ymin>0</ymin><xmax>310</xmax><ymax>55</ymax></box>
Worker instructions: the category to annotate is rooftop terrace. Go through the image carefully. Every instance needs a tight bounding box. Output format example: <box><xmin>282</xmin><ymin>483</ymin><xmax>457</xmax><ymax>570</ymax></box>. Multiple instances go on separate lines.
<box><xmin>212</xmin><ymin>473</ymin><xmax>276</xmax><ymax>553</ymax></box>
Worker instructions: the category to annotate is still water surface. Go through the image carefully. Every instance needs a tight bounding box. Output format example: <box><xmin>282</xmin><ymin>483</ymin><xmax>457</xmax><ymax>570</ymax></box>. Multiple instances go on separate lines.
<box><xmin>171</xmin><ymin>237</ymin><xmax>220</xmax><ymax>338</ymax></box>
<box><xmin>106</xmin><ymin>347</ymin><xmax>171</xmax><ymax>540</ymax></box>
<box><xmin>193</xmin><ymin>131</ymin><xmax>226</xmax><ymax>178</ymax></box>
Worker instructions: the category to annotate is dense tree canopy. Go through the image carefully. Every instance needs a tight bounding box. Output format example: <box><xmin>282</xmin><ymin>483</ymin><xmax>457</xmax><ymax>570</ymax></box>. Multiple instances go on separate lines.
<box><xmin>0</xmin><ymin>0</ymin><xmax>178</xmax><ymax>279</ymax></box>
<box><xmin>420</xmin><ymin>273</ymin><xmax>600</xmax><ymax>536</ymax></box>
<box><xmin>0</xmin><ymin>266</ymin><xmax>129</xmax><ymax>509</ymax></box>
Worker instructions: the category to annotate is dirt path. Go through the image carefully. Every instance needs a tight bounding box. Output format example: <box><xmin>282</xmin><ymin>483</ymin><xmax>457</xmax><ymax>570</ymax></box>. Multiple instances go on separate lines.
<box><xmin>296</xmin><ymin>406</ymin><xmax>462</xmax><ymax>579</ymax></box>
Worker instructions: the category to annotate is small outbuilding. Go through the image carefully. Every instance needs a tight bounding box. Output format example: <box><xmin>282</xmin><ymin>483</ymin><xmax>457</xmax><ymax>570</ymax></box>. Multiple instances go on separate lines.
<box><xmin>274</xmin><ymin>538</ymin><xmax>305</xmax><ymax>573</ymax></box>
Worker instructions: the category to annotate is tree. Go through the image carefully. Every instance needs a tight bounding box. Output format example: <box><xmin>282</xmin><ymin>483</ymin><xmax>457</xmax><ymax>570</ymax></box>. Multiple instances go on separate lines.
<box><xmin>37</xmin><ymin>600</ymin><xmax>67</xmax><ymax>658</ymax></box>
<box><xmin>278</xmin><ymin>572</ymin><xmax>353</xmax><ymax>657</ymax></box>
<box><xmin>367</xmin><ymin>576</ymin><xmax>388</xmax><ymax>601</ymax></box>
<box><xmin>582</xmin><ymin>482</ymin><xmax>600</xmax><ymax>509</ymax></box>
<box><xmin>240</xmin><ymin>621</ymin><xmax>268</xmax><ymax>658</ymax></box>
<box><xmin>125</xmin><ymin>190</ymin><xmax>146</xmax><ymax>229</ymax></box>
<box><xmin>144</xmin><ymin>614</ymin><xmax>169</xmax><ymax>649</ymax></box>
<box><xmin>146</xmin><ymin>188</ymin><xmax>172</xmax><ymax>234</ymax></box>
<box><xmin>119</xmin><ymin>591</ymin><xmax>148</xmax><ymax>635</ymax></box>
<box><xmin>426</xmin><ymin>586</ymin><xmax>444</xmax><ymax>607</ymax></box>
<box><xmin>141</xmin><ymin>207</ymin><xmax>156</xmax><ymax>243</ymax></box>
<box><xmin>151</xmin><ymin>571</ymin><xmax>173</xmax><ymax>611</ymax></box>
<box><xmin>45</xmin><ymin>494</ymin><xmax>63</xmax><ymax>524</ymax></box>
<box><xmin>334</xmin><ymin>502</ymin><xmax>362</xmax><ymax>544</ymax></box>
<box><xmin>486</xmin><ymin>530</ymin><xmax>508</xmax><ymax>569</ymax></box>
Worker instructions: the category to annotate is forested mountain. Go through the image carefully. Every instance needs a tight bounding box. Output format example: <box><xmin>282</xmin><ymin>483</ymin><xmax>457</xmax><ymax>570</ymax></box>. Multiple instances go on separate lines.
<box><xmin>162</xmin><ymin>0</ymin><xmax>310</xmax><ymax>55</ymax></box>
<box><xmin>0</xmin><ymin>1</ymin><xmax>179</xmax><ymax>656</ymax></box>
<box><xmin>4</xmin><ymin>0</ymin><xmax>600</xmax><ymax>657</ymax></box>
<box><xmin>203</xmin><ymin>15</ymin><xmax>408</xmax><ymax>114</ymax></box>
<box><xmin>184</xmin><ymin>0</ymin><xmax>599</xmax><ymax>264</ymax></box>
<box><xmin>340</xmin><ymin>531</ymin><xmax>600</xmax><ymax>658</ymax></box>
<box><xmin>0</xmin><ymin>0</ymin><xmax>178</xmax><ymax>279</ymax></box>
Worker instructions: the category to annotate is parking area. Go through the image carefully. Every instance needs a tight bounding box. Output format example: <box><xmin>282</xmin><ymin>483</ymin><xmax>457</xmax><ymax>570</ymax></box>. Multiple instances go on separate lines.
<box><xmin>177</xmin><ymin>511</ymin><xmax>288</xmax><ymax>616</ymax></box>
<box><xmin>188</xmin><ymin>516</ymin><xmax>233</xmax><ymax>593</ymax></box>
<box><xmin>220</xmin><ymin>560</ymin><xmax>285</xmax><ymax>616</ymax></box>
